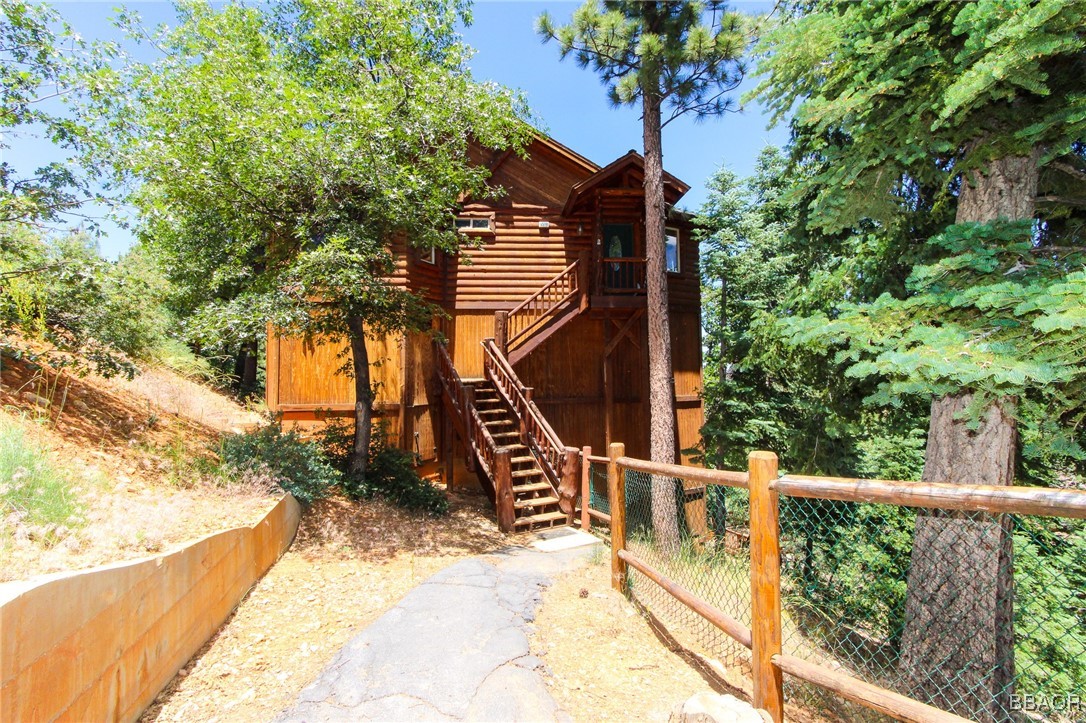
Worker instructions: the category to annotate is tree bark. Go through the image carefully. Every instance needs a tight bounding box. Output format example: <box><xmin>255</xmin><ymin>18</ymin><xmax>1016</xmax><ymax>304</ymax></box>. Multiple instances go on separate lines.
<box><xmin>242</xmin><ymin>340</ymin><xmax>258</xmax><ymax>392</ymax></box>
<box><xmin>899</xmin><ymin>151</ymin><xmax>1038</xmax><ymax>721</ymax></box>
<box><xmin>642</xmin><ymin>78</ymin><xmax>681</xmax><ymax>552</ymax></box>
<box><xmin>347</xmin><ymin>316</ymin><xmax>373</xmax><ymax>478</ymax></box>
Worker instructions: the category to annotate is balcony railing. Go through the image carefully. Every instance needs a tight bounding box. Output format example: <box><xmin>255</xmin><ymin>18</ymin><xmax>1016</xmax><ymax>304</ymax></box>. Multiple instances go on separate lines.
<box><xmin>599</xmin><ymin>257</ymin><xmax>646</xmax><ymax>294</ymax></box>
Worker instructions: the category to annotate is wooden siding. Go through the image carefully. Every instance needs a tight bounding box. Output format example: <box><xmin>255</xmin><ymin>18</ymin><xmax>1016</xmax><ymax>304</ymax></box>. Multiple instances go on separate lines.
<box><xmin>474</xmin><ymin>137</ymin><xmax>595</xmax><ymax>209</ymax></box>
<box><xmin>447</xmin><ymin>209</ymin><xmax>593</xmax><ymax>306</ymax></box>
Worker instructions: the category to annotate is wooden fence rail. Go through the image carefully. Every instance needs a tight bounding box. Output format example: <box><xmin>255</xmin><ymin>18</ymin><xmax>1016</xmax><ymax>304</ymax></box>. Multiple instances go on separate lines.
<box><xmin>594</xmin><ymin>441</ymin><xmax>1086</xmax><ymax>723</ymax></box>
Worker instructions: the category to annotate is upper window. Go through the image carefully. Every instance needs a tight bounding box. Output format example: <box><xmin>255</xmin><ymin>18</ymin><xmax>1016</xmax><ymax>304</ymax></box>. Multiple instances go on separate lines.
<box><xmin>665</xmin><ymin>227</ymin><xmax>680</xmax><ymax>273</ymax></box>
<box><xmin>455</xmin><ymin>217</ymin><xmax>493</xmax><ymax>233</ymax></box>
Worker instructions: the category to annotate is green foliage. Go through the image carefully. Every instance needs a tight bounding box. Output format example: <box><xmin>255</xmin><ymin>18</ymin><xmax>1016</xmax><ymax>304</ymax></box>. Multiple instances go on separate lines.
<box><xmin>218</xmin><ymin>423</ymin><xmax>340</xmax><ymax>505</ymax></box>
<box><xmin>745</xmin><ymin>0</ymin><xmax>1086</xmax><ymax>482</ymax></box>
<box><xmin>752</xmin><ymin>0</ymin><xmax>1085</xmax><ymax>234</ymax></box>
<box><xmin>1012</xmin><ymin>518</ymin><xmax>1086</xmax><ymax>698</ymax></box>
<box><xmin>0</xmin><ymin>411</ymin><xmax>85</xmax><ymax>546</ymax></box>
<box><xmin>319</xmin><ymin>420</ymin><xmax>448</xmax><ymax>516</ymax></box>
<box><xmin>780</xmin><ymin>221</ymin><xmax>1086</xmax><ymax>474</ymax></box>
<box><xmin>0</xmin><ymin>228</ymin><xmax>176</xmax><ymax>378</ymax></box>
<box><xmin>537</xmin><ymin>1</ymin><xmax>747</xmax><ymax>120</ymax></box>
<box><xmin>89</xmin><ymin>0</ymin><xmax>531</xmax><ymax>353</ymax></box>
<box><xmin>855</xmin><ymin>426</ymin><xmax>926</xmax><ymax>482</ymax></box>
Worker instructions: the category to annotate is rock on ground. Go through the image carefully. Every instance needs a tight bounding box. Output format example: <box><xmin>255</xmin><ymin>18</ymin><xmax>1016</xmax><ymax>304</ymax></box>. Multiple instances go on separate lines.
<box><xmin>670</xmin><ymin>692</ymin><xmax>771</xmax><ymax>723</ymax></box>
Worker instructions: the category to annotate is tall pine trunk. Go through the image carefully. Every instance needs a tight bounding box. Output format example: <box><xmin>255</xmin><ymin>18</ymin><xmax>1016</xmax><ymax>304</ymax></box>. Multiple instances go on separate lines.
<box><xmin>899</xmin><ymin>150</ymin><xmax>1038</xmax><ymax>720</ymax></box>
<box><xmin>347</xmin><ymin>316</ymin><xmax>373</xmax><ymax>478</ymax></box>
<box><xmin>642</xmin><ymin>83</ymin><xmax>681</xmax><ymax>552</ymax></box>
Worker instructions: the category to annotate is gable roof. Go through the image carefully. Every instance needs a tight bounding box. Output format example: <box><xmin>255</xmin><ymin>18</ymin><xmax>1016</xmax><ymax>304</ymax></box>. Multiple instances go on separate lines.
<box><xmin>562</xmin><ymin>150</ymin><xmax>691</xmax><ymax>216</ymax></box>
<box><xmin>531</xmin><ymin>132</ymin><xmax>601</xmax><ymax>176</ymax></box>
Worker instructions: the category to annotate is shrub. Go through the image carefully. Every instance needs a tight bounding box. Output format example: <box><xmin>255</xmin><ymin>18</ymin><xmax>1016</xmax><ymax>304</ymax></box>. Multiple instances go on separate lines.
<box><xmin>218</xmin><ymin>424</ymin><xmax>339</xmax><ymax>505</ymax></box>
<box><xmin>0</xmin><ymin>412</ymin><xmax>84</xmax><ymax>546</ymax></box>
<box><xmin>0</xmin><ymin>230</ymin><xmax>176</xmax><ymax>379</ymax></box>
<box><xmin>327</xmin><ymin>423</ymin><xmax>449</xmax><ymax>516</ymax></box>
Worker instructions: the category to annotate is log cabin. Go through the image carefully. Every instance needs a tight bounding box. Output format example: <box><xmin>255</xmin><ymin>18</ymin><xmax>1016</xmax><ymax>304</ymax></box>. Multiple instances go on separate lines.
<box><xmin>266</xmin><ymin>133</ymin><xmax>704</xmax><ymax>531</ymax></box>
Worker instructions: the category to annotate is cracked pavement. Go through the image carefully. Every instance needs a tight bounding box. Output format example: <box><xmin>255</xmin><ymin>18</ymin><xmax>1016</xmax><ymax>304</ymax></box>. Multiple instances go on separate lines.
<box><xmin>277</xmin><ymin>536</ymin><xmax>598</xmax><ymax>722</ymax></box>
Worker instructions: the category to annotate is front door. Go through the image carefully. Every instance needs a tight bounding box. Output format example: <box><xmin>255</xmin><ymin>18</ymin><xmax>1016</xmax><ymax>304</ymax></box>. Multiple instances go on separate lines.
<box><xmin>602</xmin><ymin>223</ymin><xmax>636</xmax><ymax>290</ymax></box>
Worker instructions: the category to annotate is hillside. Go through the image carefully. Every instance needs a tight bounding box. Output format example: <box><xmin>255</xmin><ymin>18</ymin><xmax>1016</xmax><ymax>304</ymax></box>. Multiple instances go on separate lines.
<box><xmin>0</xmin><ymin>341</ymin><xmax>277</xmax><ymax>582</ymax></box>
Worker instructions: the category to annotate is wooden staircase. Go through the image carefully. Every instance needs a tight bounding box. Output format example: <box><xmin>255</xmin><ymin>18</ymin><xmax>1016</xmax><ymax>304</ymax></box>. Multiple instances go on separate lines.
<box><xmin>496</xmin><ymin>251</ymin><xmax>589</xmax><ymax>365</ymax></box>
<box><xmin>435</xmin><ymin>341</ymin><xmax>577</xmax><ymax>532</ymax></box>
<box><xmin>470</xmin><ymin>381</ymin><xmax>569</xmax><ymax>530</ymax></box>
<box><xmin>434</xmin><ymin>256</ymin><xmax>592</xmax><ymax>533</ymax></box>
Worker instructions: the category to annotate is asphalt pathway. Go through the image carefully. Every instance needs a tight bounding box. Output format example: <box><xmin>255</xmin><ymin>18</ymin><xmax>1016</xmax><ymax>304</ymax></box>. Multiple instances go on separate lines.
<box><xmin>277</xmin><ymin>529</ymin><xmax>601</xmax><ymax>722</ymax></box>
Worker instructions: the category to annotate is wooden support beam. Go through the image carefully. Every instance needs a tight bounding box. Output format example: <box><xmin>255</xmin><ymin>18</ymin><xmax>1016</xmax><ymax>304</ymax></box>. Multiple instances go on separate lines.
<box><xmin>749</xmin><ymin>451</ymin><xmax>783</xmax><ymax>723</ymax></box>
<box><xmin>608</xmin><ymin>442</ymin><xmax>627</xmax><ymax>593</ymax></box>
<box><xmin>494</xmin><ymin>312</ymin><xmax>509</xmax><ymax>356</ymax></box>
<box><xmin>495</xmin><ymin>448</ymin><xmax>515</xmax><ymax>533</ymax></box>
<box><xmin>605</xmin><ymin>310</ymin><xmax>643</xmax><ymax>357</ymax></box>
<box><xmin>558</xmin><ymin>447</ymin><xmax>580</xmax><ymax>517</ymax></box>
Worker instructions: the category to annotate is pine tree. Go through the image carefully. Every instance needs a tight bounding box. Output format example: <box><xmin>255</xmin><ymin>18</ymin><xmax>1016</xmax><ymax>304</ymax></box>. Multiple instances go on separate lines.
<box><xmin>754</xmin><ymin>1</ymin><xmax>1085</xmax><ymax>717</ymax></box>
<box><xmin>538</xmin><ymin>0</ymin><xmax>746</xmax><ymax>550</ymax></box>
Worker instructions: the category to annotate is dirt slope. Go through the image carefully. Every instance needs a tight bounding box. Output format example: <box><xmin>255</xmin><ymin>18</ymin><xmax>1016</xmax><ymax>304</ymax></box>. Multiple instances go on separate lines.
<box><xmin>0</xmin><ymin>345</ymin><xmax>275</xmax><ymax>582</ymax></box>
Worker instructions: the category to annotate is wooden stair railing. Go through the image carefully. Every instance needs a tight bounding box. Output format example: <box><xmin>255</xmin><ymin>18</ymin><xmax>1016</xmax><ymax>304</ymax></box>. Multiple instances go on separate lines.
<box><xmin>481</xmin><ymin>338</ymin><xmax>580</xmax><ymax>515</ymax></box>
<box><xmin>496</xmin><ymin>250</ymin><xmax>589</xmax><ymax>363</ymax></box>
<box><xmin>434</xmin><ymin>340</ymin><xmax>517</xmax><ymax>530</ymax></box>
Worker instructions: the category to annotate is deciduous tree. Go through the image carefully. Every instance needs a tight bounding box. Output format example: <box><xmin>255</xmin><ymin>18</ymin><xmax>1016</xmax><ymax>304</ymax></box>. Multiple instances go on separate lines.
<box><xmin>92</xmin><ymin>0</ymin><xmax>530</xmax><ymax>475</ymax></box>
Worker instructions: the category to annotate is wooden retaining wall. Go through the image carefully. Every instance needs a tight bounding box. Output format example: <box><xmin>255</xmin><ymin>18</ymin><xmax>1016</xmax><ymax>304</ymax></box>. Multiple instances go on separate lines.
<box><xmin>0</xmin><ymin>494</ymin><xmax>301</xmax><ymax>722</ymax></box>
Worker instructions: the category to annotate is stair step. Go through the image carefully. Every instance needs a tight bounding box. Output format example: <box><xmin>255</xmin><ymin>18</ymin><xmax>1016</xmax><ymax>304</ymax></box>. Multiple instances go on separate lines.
<box><xmin>478</xmin><ymin>409</ymin><xmax>506</xmax><ymax>417</ymax></box>
<box><xmin>492</xmin><ymin>431</ymin><xmax>520</xmax><ymax>440</ymax></box>
<box><xmin>511</xmin><ymin>456</ymin><xmax>535</xmax><ymax>465</ymax></box>
<box><xmin>512</xmin><ymin>481</ymin><xmax>551</xmax><ymax>493</ymax></box>
<box><xmin>484</xmin><ymin>419</ymin><xmax>513</xmax><ymax>427</ymax></box>
<box><xmin>514</xmin><ymin>511</ymin><xmax>568</xmax><ymax>527</ymax></box>
<box><xmin>511</xmin><ymin>469</ymin><xmax>542</xmax><ymax>478</ymax></box>
<box><xmin>515</xmin><ymin>495</ymin><xmax>559</xmax><ymax>509</ymax></box>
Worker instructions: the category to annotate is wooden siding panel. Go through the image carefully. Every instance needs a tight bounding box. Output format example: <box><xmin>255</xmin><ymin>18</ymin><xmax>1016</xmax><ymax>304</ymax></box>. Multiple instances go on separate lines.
<box><xmin>672</xmin><ymin>311</ymin><xmax>703</xmax><ymax>399</ymax></box>
<box><xmin>515</xmin><ymin>316</ymin><xmax>605</xmax><ymax>399</ymax></box>
<box><xmin>276</xmin><ymin>333</ymin><xmax>401</xmax><ymax>407</ymax></box>
<box><xmin>451</xmin><ymin>312</ymin><xmax>493</xmax><ymax>378</ymax></box>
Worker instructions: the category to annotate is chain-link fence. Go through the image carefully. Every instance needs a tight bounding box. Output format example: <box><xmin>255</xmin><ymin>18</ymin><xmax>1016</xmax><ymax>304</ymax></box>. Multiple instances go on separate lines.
<box><xmin>620</xmin><ymin>469</ymin><xmax>754</xmax><ymax>670</ymax></box>
<box><xmin>599</xmin><ymin>460</ymin><xmax>1086</xmax><ymax>723</ymax></box>
<box><xmin>777</xmin><ymin>498</ymin><xmax>1085</xmax><ymax>722</ymax></box>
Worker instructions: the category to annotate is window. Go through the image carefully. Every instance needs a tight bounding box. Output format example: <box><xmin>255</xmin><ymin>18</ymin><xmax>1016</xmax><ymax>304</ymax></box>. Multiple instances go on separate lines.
<box><xmin>665</xmin><ymin>227</ymin><xmax>680</xmax><ymax>273</ymax></box>
<box><xmin>418</xmin><ymin>246</ymin><xmax>436</xmax><ymax>265</ymax></box>
<box><xmin>454</xmin><ymin>217</ymin><xmax>493</xmax><ymax>233</ymax></box>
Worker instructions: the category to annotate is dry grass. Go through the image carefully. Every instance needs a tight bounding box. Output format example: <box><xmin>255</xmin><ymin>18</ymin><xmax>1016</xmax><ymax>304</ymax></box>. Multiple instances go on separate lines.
<box><xmin>0</xmin><ymin>349</ymin><xmax>277</xmax><ymax>582</ymax></box>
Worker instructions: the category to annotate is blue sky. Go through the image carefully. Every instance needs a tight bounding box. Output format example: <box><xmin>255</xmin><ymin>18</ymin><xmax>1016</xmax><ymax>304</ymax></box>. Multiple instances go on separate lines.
<box><xmin>11</xmin><ymin>1</ymin><xmax>788</xmax><ymax>258</ymax></box>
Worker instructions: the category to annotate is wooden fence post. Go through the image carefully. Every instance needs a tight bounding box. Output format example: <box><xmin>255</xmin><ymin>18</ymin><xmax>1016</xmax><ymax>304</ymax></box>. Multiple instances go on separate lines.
<box><xmin>581</xmin><ymin>445</ymin><xmax>592</xmax><ymax>530</ymax></box>
<box><xmin>749</xmin><ymin>451</ymin><xmax>783</xmax><ymax>722</ymax></box>
<box><xmin>608</xmin><ymin>442</ymin><xmax>627</xmax><ymax>592</ymax></box>
<box><xmin>495</xmin><ymin>448</ymin><xmax>515</xmax><ymax>533</ymax></box>
<box><xmin>495</xmin><ymin>312</ymin><xmax>509</xmax><ymax>355</ymax></box>
<box><xmin>559</xmin><ymin>447</ymin><xmax>580</xmax><ymax>517</ymax></box>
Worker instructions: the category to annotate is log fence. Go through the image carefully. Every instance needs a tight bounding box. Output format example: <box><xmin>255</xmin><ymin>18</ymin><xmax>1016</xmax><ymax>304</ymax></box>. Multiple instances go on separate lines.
<box><xmin>579</xmin><ymin>442</ymin><xmax>1086</xmax><ymax>723</ymax></box>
